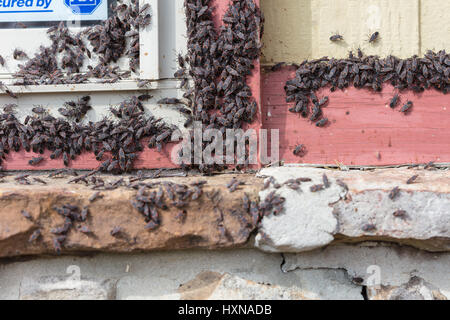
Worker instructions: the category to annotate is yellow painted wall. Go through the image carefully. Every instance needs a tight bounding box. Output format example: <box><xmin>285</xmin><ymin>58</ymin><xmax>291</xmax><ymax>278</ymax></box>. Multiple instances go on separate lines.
<box><xmin>260</xmin><ymin>0</ymin><xmax>312</xmax><ymax>64</ymax></box>
<box><xmin>420</xmin><ymin>0</ymin><xmax>450</xmax><ymax>56</ymax></box>
<box><xmin>261</xmin><ymin>0</ymin><xmax>449</xmax><ymax>64</ymax></box>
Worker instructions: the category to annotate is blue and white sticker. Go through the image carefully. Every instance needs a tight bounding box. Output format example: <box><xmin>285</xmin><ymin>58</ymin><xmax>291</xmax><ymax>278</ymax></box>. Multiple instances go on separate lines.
<box><xmin>0</xmin><ymin>0</ymin><xmax>108</xmax><ymax>22</ymax></box>
<box><xmin>64</xmin><ymin>0</ymin><xmax>103</xmax><ymax>15</ymax></box>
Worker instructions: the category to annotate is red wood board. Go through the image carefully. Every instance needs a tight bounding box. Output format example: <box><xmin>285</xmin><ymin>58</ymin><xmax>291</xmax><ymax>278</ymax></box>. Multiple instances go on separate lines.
<box><xmin>0</xmin><ymin>142</ymin><xmax>179</xmax><ymax>171</ymax></box>
<box><xmin>262</xmin><ymin>67</ymin><xmax>450</xmax><ymax>166</ymax></box>
<box><xmin>213</xmin><ymin>0</ymin><xmax>262</xmax><ymax>169</ymax></box>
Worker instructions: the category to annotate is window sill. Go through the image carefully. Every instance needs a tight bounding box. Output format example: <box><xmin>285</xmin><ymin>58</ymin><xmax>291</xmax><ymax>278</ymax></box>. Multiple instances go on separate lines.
<box><xmin>0</xmin><ymin>79</ymin><xmax>182</xmax><ymax>95</ymax></box>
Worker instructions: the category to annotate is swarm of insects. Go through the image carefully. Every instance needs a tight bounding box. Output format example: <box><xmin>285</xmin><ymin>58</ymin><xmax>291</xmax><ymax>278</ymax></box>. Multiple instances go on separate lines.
<box><xmin>58</xmin><ymin>96</ymin><xmax>92</xmax><ymax>122</ymax></box>
<box><xmin>258</xmin><ymin>190</ymin><xmax>285</xmax><ymax>218</ymax></box>
<box><xmin>50</xmin><ymin>203</ymin><xmax>94</xmax><ymax>254</ymax></box>
<box><xmin>2</xmin><ymin>0</ymin><xmax>263</xmax><ymax>176</ymax></box>
<box><xmin>168</xmin><ymin>0</ymin><xmax>263</xmax><ymax>174</ymax></box>
<box><xmin>130</xmin><ymin>180</ymin><xmax>207</xmax><ymax>230</ymax></box>
<box><xmin>0</xmin><ymin>95</ymin><xmax>175</xmax><ymax>173</ymax></box>
<box><xmin>285</xmin><ymin>50</ymin><xmax>450</xmax><ymax>125</ymax></box>
<box><xmin>13</xmin><ymin>0</ymin><xmax>151</xmax><ymax>85</ymax></box>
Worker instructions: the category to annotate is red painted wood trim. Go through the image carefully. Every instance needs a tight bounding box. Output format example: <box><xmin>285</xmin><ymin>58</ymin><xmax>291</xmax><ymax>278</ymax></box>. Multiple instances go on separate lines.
<box><xmin>213</xmin><ymin>0</ymin><xmax>262</xmax><ymax>169</ymax></box>
<box><xmin>1</xmin><ymin>143</ymin><xmax>179</xmax><ymax>171</ymax></box>
<box><xmin>262</xmin><ymin>67</ymin><xmax>450</xmax><ymax>166</ymax></box>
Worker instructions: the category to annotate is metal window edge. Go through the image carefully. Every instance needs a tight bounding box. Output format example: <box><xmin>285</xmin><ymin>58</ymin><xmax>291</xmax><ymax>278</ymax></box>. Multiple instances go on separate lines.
<box><xmin>0</xmin><ymin>79</ymin><xmax>183</xmax><ymax>95</ymax></box>
<box><xmin>139</xmin><ymin>0</ymin><xmax>160</xmax><ymax>80</ymax></box>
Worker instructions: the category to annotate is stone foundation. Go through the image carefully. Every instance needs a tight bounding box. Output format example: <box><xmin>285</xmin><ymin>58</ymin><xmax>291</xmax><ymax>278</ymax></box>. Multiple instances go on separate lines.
<box><xmin>0</xmin><ymin>244</ymin><xmax>448</xmax><ymax>300</ymax></box>
<box><xmin>0</xmin><ymin>167</ymin><xmax>448</xmax><ymax>300</ymax></box>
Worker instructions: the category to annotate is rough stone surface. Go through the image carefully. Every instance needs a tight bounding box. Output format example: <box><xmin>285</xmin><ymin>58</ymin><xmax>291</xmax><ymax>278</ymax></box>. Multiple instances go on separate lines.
<box><xmin>368</xmin><ymin>277</ymin><xmax>448</xmax><ymax>300</ymax></box>
<box><xmin>256</xmin><ymin>167</ymin><xmax>450</xmax><ymax>252</ymax></box>
<box><xmin>203</xmin><ymin>273</ymin><xmax>313</xmax><ymax>300</ymax></box>
<box><xmin>1</xmin><ymin>168</ymin><xmax>449</xmax><ymax>257</ymax></box>
<box><xmin>178</xmin><ymin>271</ymin><xmax>224</xmax><ymax>300</ymax></box>
<box><xmin>178</xmin><ymin>271</ymin><xmax>362</xmax><ymax>300</ymax></box>
<box><xmin>0</xmin><ymin>174</ymin><xmax>261</xmax><ymax>258</ymax></box>
<box><xmin>0</xmin><ymin>249</ymin><xmax>363</xmax><ymax>300</ymax></box>
<box><xmin>2</xmin><ymin>245</ymin><xmax>448</xmax><ymax>300</ymax></box>
<box><xmin>256</xmin><ymin>168</ymin><xmax>340</xmax><ymax>253</ymax></box>
<box><xmin>20</xmin><ymin>276</ymin><xmax>116</xmax><ymax>300</ymax></box>
<box><xmin>178</xmin><ymin>272</ymin><xmax>312</xmax><ymax>300</ymax></box>
<box><xmin>283</xmin><ymin>243</ymin><xmax>450</xmax><ymax>300</ymax></box>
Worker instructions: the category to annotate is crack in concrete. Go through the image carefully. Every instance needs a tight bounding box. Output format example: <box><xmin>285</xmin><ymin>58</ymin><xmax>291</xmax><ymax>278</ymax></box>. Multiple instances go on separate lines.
<box><xmin>361</xmin><ymin>285</ymin><xmax>368</xmax><ymax>300</ymax></box>
<box><xmin>280</xmin><ymin>263</ymin><xmax>368</xmax><ymax>299</ymax></box>
<box><xmin>280</xmin><ymin>253</ymin><xmax>286</xmax><ymax>273</ymax></box>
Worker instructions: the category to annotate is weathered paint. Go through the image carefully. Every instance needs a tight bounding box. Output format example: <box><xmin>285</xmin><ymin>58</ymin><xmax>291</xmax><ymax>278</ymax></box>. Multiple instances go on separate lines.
<box><xmin>260</xmin><ymin>0</ymin><xmax>312</xmax><ymax>64</ymax></box>
<box><xmin>0</xmin><ymin>142</ymin><xmax>178</xmax><ymax>171</ymax></box>
<box><xmin>420</xmin><ymin>0</ymin><xmax>450</xmax><ymax>56</ymax></box>
<box><xmin>261</xmin><ymin>0</ymin><xmax>450</xmax><ymax>63</ymax></box>
<box><xmin>262</xmin><ymin>67</ymin><xmax>450</xmax><ymax>166</ymax></box>
<box><xmin>212</xmin><ymin>0</ymin><xmax>262</xmax><ymax>129</ymax></box>
<box><xmin>259</xmin><ymin>0</ymin><xmax>449</xmax><ymax>166</ymax></box>
<box><xmin>310</xmin><ymin>0</ymin><xmax>420</xmax><ymax>60</ymax></box>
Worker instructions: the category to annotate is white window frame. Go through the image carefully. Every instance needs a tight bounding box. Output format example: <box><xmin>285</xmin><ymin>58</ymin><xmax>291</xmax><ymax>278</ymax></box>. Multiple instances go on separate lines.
<box><xmin>140</xmin><ymin>0</ymin><xmax>159</xmax><ymax>80</ymax></box>
<box><xmin>0</xmin><ymin>0</ymin><xmax>186</xmax><ymax>94</ymax></box>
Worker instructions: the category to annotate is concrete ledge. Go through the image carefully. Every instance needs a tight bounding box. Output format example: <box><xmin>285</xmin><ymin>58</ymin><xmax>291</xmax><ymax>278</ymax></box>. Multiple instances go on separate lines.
<box><xmin>283</xmin><ymin>243</ymin><xmax>450</xmax><ymax>300</ymax></box>
<box><xmin>0</xmin><ymin>249</ymin><xmax>363</xmax><ymax>300</ymax></box>
<box><xmin>256</xmin><ymin>167</ymin><xmax>450</xmax><ymax>252</ymax></box>
<box><xmin>1</xmin><ymin>167</ymin><xmax>449</xmax><ymax>258</ymax></box>
<box><xmin>0</xmin><ymin>174</ymin><xmax>261</xmax><ymax>258</ymax></box>
<box><xmin>1</xmin><ymin>245</ymin><xmax>448</xmax><ymax>300</ymax></box>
